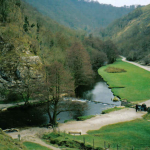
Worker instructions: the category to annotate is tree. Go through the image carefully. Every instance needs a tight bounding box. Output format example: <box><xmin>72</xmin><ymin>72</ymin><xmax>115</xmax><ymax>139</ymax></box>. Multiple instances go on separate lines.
<box><xmin>67</xmin><ymin>42</ymin><xmax>94</xmax><ymax>88</ymax></box>
<box><xmin>23</xmin><ymin>16</ymin><xmax>29</xmax><ymax>32</ymax></box>
<box><xmin>103</xmin><ymin>40</ymin><xmax>118</xmax><ymax>63</ymax></box>
<box><xmin>0</xmin><ymin>0</ymin><xmax>9</xmax><ymax>22</ymax></box>
<box><xmin>91</xmin><ymin>50</ymin><xmax>107</xmax><ymax>71</ymax></box>
<box><xmin>37</xmin><ymin>61</ymin><xmax>75</xmax><ymax>125</ymax></box>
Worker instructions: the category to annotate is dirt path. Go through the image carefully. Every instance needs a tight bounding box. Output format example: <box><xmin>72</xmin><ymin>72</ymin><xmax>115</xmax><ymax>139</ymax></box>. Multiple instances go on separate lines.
<box><xmin>121</xmin><ymin>56</ymin><xmax>150</xmax><ymax>72</ymax></box>
<box><xmin>58</xmin><ymin>108</ymin><xmax>146</xmax><ymax>134</ymax></box>
<box><xmin>0</xmin><ymin>100</ymin><xmax>40</xmax><ymax>110</ymax></box>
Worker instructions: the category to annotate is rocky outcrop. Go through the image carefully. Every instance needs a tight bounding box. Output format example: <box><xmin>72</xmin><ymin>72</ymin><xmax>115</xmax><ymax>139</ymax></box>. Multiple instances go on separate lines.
<box><xmin>0</xmin><ymin>36</ymin><xmax>43</xmax><ymax>100</ymax></box>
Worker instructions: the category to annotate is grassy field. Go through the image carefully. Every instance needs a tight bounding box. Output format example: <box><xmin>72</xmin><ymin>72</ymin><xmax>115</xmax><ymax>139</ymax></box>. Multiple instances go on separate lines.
<box><xmin>23</xmin><ymin>142</ymin><xmax>52</xmax><ymax>150</ymax></box>
<box><xmin>98</xmin><ymin>58</ymin><xmax>150</xmax><ymax>102</ymax></box>
<box><xmin>43</xmin><ymin>114</ymin><xmax>150</xmax><ymax>150</ymax></box>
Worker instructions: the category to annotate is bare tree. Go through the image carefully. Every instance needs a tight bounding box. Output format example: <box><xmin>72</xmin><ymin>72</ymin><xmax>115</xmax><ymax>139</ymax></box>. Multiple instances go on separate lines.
<box><xmin>37</xmin><ymin>61</ymin><xmax>76</xmax><ymax>125</ymax></box>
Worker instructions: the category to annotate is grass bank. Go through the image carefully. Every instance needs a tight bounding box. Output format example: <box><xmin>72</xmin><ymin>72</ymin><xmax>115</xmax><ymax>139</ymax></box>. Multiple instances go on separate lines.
<box><xmin>101</xmin><ymin>107</ymin><xmax>124</xmax><ymax>114</ymax></box>
<box><xmin>0</xmin><ymin>129</ymin><xmax>27</xmax><ymax>150</ymax></box>
<box><xmin>98</xmin><ymin>58</ymin><xmax>150</xmax><ymax>102</ymax></box>
<box><xmin>23</xmin><ymin>142</ymin><xmax>52</xmax><ymax>150</ymax></box>
<box><xmin>43</xmin><ymin>114</ymin><xmax>150</xmax><ymax>150</ymax></box>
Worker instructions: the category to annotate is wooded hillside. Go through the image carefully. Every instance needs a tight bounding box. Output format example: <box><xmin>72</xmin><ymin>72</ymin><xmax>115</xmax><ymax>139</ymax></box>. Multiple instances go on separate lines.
<box><xmin>97</xmin><ymin>4</ymin><xmax>150</xmax><ymax>63</ymax></box>
<box><xmin>24</xmin><ymin>0</ymin><xmax>135</xmax><ymax>31</ymax></box>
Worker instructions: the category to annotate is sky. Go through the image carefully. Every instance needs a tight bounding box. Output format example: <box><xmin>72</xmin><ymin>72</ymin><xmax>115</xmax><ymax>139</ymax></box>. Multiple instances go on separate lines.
<box><xmin>94</xmin><ymin>0</ymin><xmax>150</xmax><ymax>7</ymax></box>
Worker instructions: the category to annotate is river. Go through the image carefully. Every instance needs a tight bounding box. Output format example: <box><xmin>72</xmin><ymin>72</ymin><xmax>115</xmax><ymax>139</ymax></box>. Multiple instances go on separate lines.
<box><xmin>0</xmin><ymin>76</ymin><xmax>121</xmax><ymax>129</ymax></box>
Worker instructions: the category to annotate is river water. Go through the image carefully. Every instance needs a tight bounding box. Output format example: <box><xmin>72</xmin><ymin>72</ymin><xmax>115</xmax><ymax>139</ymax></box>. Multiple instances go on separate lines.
<box><xmin>0</xmin><ymin>76</ymin><xmax>121</xmax><ymax>129</ymax></box>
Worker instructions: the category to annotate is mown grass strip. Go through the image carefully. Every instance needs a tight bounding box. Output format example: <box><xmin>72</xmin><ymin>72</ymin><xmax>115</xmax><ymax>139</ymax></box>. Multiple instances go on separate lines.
<box><xmin>98</xmin><ymin>58</ymin><xmax>150</xmax><ymax>102</ymax></box>
<box><xmin>101</xmin><ymin>107</ymin><xmax>124</xmax><ymax>114</ymax></box>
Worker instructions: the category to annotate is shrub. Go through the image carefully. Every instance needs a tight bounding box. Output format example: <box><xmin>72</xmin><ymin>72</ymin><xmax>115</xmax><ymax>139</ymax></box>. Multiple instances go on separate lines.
<box><xmin>6</xmin><ymin>91</ymin><xmax>21</xmax><ymax>102</ymax></box>
<box><xmin>105</xmin><ymin>67</ymin><xmax>126</xmax><ymax>73</ymax></box>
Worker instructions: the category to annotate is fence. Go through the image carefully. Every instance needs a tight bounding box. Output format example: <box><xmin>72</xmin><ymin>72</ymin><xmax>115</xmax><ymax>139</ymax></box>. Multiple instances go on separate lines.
<box><xmin>53</xmin><ymin>127</ymin><xmax>150</xmax><ymax>150</ymax></box>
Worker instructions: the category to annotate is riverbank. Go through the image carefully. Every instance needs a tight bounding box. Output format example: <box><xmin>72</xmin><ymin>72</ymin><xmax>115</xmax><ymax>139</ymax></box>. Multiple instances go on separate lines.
<box><xmin>98</xmin><ymin>58</ymin><xmax>150</xmax><ymax>102</ymax></box>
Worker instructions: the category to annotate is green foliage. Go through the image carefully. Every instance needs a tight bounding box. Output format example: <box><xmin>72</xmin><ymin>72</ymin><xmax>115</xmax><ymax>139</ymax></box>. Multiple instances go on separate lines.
<box><xmin>105</xmin><ymin>67</ymin><xmax>126</xmax><ymax>73</ymax></box>
<box><xmin>99</xmin><ymin>58</ymin><xmax>150</xmax><ymax>102</ymax></box>
<box><xmin>6</xmin><ymin>91</ymin><xmax>22</xmax><ymax>102</ymax></box>
<box><xmin>23</xmin><ymin>142</ymin><xmax>52</xmax><ymax>150</ymax></box>
<box><xmin>77</xmin><ymin>115</ymin><xmax>95</xmax><ymax>121</ymax></box>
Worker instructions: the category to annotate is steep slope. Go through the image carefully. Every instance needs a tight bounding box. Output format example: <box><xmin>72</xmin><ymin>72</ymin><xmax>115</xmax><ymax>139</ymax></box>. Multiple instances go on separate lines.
<box><xmin>98</xmin><ymin>5</ymin><xmax>150</xmax><ymax>63</ymax></box>
<box><xmin>0</xmin><ymin>129</ymin><xmax>27</xmax><ymax>150</ymax></box>
<box><xmin>24</xmin><ymin>0</ymin><xmax>135</xmax><ymax>30</ymax></box>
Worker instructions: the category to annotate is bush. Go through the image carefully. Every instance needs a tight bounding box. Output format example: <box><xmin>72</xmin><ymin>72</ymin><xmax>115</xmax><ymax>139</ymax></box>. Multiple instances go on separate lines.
<box><xmin>6</xmin><ymin>91</ymin><xmax>21</xmax><ymax>102</ymax></box>
<box><xmin>105</xmin><ymin>67</ymin><xmax>126</xmax><ymax>73</ymax></box>
<box><xmin>50</xmin><ymin>139</ymin><xmax>59</xmax><ymax>144</ymax></box>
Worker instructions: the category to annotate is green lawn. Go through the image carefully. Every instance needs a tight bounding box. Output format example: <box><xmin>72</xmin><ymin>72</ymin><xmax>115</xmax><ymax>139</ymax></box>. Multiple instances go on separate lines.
<box><xmin>23</xmin><ymin>142</ymin><xmax>52</xmax><ymax>150</ymax></box>
<box><xmin>43</xmin><ymin>114</ymin><xmax>150</xmax><ymax>150</ymax></box>
<box><xmin>98</xmin><ymin>58</ymin><xmax>150</xmax><ymax>102</ymax></box>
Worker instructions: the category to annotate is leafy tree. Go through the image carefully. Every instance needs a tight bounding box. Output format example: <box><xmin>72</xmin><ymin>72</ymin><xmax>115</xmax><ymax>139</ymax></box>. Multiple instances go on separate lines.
<box><xmin>91</xmin><ymin>50</ymin><xmax>107</xmax><ymax>71</ymax></box>
<box><xmin>23</xmin><ymin>16</ymin><xmax>29</xmax><ymax>32</ymax></box>
<box><xmin>67</xmin><ymin>42</ymin><xmax>94</xmax><ymax>88</ymax></box>
<box><xmin>103</xmin><ymin>40</ymin><xmax>118</xmax><ymax>63</ymax></box>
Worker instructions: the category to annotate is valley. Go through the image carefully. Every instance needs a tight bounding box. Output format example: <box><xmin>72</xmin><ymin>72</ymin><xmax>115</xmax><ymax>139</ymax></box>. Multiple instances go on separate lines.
<box><xmin>0</xmin><ymin>0</ymin><xmax>150</xmax><ymax>149</ymax></box>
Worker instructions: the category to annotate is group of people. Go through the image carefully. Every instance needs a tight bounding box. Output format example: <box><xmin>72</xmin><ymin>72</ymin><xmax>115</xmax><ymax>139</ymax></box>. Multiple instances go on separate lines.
<box><xmin>135</xmin><ymin>104</ymin><xmax>147</xmax><ymax>112</ymax></box>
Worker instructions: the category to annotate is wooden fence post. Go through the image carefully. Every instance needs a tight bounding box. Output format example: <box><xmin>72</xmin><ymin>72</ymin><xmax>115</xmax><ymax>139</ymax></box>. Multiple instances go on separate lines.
<box><xmin>64</xmin><ymin>130</ymin><xmax>65</xmax><ymax>137</ymax></box>
<box><xmin>117</xmin><ymin>144</ymin><xmax>119</xmax><ymax>150</ymax></box>
<box><xmin>18</xmin><ymin>134</ymin><xmax>21</xmax><ymax>141</ymax></box>
<box><xmin>104</xmin><ymin>141</ymin><xmax>106</xmax><ymax>149</ymax></box>
<box><xmin>93</xmin><ymin>139</ymin><xmax>94</xmax><ymax>150</ymax></box>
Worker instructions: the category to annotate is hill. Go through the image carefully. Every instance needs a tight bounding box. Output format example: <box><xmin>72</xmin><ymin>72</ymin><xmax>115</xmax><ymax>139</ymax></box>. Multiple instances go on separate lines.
<box><xmin>97</xmin><ymin>4</ymin><xmax>150</xmax><ymax>63</ymax></box>
<box><xmin>23</xmin><ymin>0</ymin><xmax>135</xmax><ymax>31</ymax></box>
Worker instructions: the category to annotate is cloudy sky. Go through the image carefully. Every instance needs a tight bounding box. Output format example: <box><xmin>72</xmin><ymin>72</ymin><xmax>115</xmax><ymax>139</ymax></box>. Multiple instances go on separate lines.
<box><xmin>94</xmin><ymin>0</ymin><xmax>150</xmax><ymax>7</ymax></box>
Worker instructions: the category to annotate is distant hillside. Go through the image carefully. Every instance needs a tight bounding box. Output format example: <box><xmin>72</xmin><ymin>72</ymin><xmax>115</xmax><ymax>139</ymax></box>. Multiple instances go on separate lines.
<box><xmin>97</xmin><ymin>4</ymin><xmax>150</xmax><ymax>63</ymax></box>
<box><xmin>24</xmin><ymin>0</ymin><xmax>135</xmax><ymax>31</ymax></box>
